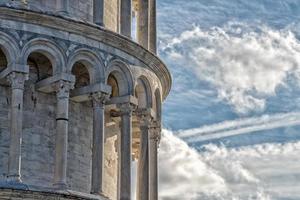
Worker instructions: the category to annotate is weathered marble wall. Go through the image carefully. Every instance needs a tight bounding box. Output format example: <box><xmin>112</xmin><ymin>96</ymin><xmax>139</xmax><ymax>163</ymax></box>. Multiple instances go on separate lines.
<box><xmin>0</xmin><ymin>84</ymin><xmax>119</xmax><ymax>199</ymax></box>
<box><xmin>104</xmin><ymin>0</ymin><xmax>119</xmax><ymax>32</ymax></box>
<box><xmin>26</xmin><ymin>0</ymin><xmax>93</xmax><ymax>22</ymax></box>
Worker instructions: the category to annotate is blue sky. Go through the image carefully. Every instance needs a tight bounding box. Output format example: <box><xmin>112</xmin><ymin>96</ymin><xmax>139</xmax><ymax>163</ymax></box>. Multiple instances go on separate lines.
<box><xmin>156</xmin><ymin>1</ymin><xmax>300</xmax><ymax>199</ymax></box>
<box><xmin>158</xmin><ymin>0</ymin><xmax>300</xmax><ymax>140</ymax></box>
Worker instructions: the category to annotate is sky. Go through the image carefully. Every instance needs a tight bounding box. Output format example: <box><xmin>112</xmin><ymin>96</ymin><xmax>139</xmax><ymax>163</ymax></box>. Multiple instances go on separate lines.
<box><xmin>156</xmin><ymin>0</ymin><xmax>300</xmax><ymax>199</ymax></box>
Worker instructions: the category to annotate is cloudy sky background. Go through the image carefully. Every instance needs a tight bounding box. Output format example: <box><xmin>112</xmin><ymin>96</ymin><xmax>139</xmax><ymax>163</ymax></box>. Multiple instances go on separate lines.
<box><xmin>156</xmin><ymin>0</ymin><xmax>300</xmax><ymax>199</ymax></box>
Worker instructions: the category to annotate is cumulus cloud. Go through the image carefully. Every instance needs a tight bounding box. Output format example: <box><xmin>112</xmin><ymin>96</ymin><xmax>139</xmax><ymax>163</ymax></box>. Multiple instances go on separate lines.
<box><xmin>159</xmin><ymin>129</ymin><xmax>300</xmax><ymax>200</ymax></box>
<box><xmin>162</xmin><ymin>23</ymin><xmax>300</xmax><ymax>114</ymax></box>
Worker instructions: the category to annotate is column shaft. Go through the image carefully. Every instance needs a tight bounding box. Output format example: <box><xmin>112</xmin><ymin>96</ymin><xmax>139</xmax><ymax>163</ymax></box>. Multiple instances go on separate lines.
<box><xmin>119</xmin><ymin>104</ymin><xmax>133</xmax><ymax>200</ymax></box>
<box><xmin>93</xmin><ymin>0</ymin><xmax>105</xmax><ymax>26</ymax></box>
<box><xmin>120</xmin><ymin>0</ymin><xmax>132</xmax><ymax>37</ymax></box>
<box><xmin>53</xmin><ymin>81</ymin><xmax>73</xmax><ymax>189</ymax></box>
<box><xmin>7</xmin><ymin>72</ymin><xmax>27</xmax><ymax>182</ymax></box>
<box><xmin>91</xmin><ymin>94</ymin><xmax>106</xmax><ymax>194</ymax></box>
<box><xmin>149</xmin><ymin>131</ymin><xmax>158</xmax><ymax>200</ymax></box>
<box><xmin>148</xmin><ymin>0</ymin><xmax>157</xmax><ymax>53</ymax></box>
<box><xmin>137</xmin><ymin>0</ymin><xmax>149</xmax><ymax>48</ymax></box>
<box><xmin>57</xmin><ymin>0</ymin><xmax>70</xmax><ymax>14</ymax></box>
<box><xmin>137</xmin><ymin>125</ymin><xmax>150</xmax><ymax>200</ymax></box>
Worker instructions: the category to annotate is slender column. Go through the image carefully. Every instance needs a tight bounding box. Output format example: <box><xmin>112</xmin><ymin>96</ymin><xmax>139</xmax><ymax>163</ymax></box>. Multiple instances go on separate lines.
<box><xmin>119</xmin><ymin>103</ymin><xmax>135</xmax><ymax>200</ymax></box>
<box><xmin>7</xmin><ymin>72</ymin><xmax>28</xmax><ymax>182</ymax></box>
<box><xmin>137</xmin><ymin>112</ymin><xmax>152</xmax><ymax>200</ymax></box>
<box><xmin>91</xmin><ymin>93</ymin><xmax>109</xmax><ymax>195</ymax></box>
<box><xmin>57</xmin><ymin>0</ymin><xmax>70</xmax><ymax>14</ymax></box>
<box><xmin>149</xmin><ymin>124</ymin><xmax>160</xmax><ymax>200</ymax></box>
<box><xmin>53</xmin><ymin>80</ymin><xmax>74</xmax><ymax>189</ymax></box>
<box><xmin>93</xmin><ymin>0</ymin><xmax>105</xmax><ymax>26</ymax></box>
<box><xmin>120</xmin><ymin>0</ymin><xmax>132</xmax><ymax>37</ymax></box>
<box><xmin>148</xmin><ymin>0</ymin><xmax>157</xmax><ymax>53</ymax></box>
<box><xmin>137</xmin><ymin>0</ymin><xmax>149</xmax><ymax>48</ymax></box>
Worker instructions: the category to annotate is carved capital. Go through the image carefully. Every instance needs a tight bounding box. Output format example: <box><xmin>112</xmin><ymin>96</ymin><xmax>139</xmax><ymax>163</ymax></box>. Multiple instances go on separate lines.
<box><xmin>7</xmin><ymin>72</ymin><xmax>28</xmax><ymax>90</ymax></box>
<box><xmin>53</xmin><ymin>80</ymin><xmax>74</xmax><ymax>99</ymax></box>
<box><xmin>91</xmin><ymin>92</ymin><xmax>110</xmax><ymax>108</ymax></box>
<box><xmin>149</xmin><ymin>122</ymin><xmax>161</xmax><ymax>142</ymax></box>
<box><xmin>137</xmin><ymin>110</ymin><xmax>153</xmax><ymax>129</ymax></box>
<box><xmin>149</xmin><ymin>129</ymin><xmax>160</xmax><ymax>142</ymax></box>
<box><xmin>118</xmin><ymin>103</ymin><xmax>136</xmax><ymax>117</ymax></box>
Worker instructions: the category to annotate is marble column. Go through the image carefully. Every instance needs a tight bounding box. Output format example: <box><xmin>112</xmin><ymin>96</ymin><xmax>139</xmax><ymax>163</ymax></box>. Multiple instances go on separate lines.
<box><xmin>93</xmin><ymin>0</ymin><xmax>105</xmax><ymax>26</ymax></box>
<box><xmin>149</xmin><ymin>124</ymin><xmax>160</xmax><ymax>200</ymax></box>
<box><xmin>137</xmin><ymin>112</ymin><xmax>152</xmax><ymax>200</ymax></box>
<box><xmin>57</xmin><ymin>0</ymin><xmax>70</xmax><ymax>14</ymax></box>
<box><xmin>91</xmin><ymin>93</ymin><xmax>108</xmax><ymax>195</ymax></box>
<box><xmin>148</xmin><ymin>0</ymin><xmax>157</xmax><ymax>53</ymax></box>
<box><xmin>53</xmin><ymin>80</ymin><xmax>74</xmax><ymax>189</ymax></box>
<box><xmin>119</xmin><ymin>103</ymin><xmax>135</xmax><ymax>200</ymax></box>
<box><xmin>120</xmin><ymin>0</ymin><xmax>132</xmax><ymax>37</ymax></box>
<box><xmin>137</xmin><ymin>0</ymin><xmax>149</xmax><ymax>49</ymax></box>
<box><xmin>7</xmin><ymin>72</ymin><xmax>28</xmax><ymax>182</ymax></box>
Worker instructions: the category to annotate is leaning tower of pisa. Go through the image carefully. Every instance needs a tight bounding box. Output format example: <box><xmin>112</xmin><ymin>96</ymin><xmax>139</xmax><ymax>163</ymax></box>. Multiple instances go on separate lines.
<box><xmin>0</xmin><ymin>0</ymin><xmax>171</xmax><ymax>199</ymax></box>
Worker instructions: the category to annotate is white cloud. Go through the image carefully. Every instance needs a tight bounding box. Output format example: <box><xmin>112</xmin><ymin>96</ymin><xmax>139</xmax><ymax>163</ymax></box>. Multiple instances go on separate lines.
<box><xmin>159</xmin><ymin>129</ymin><xmax>300</xmax><ymax>200</ymax></box>
<box><xmin>162</xmin><ymin>23</ymin><xmax>300</xmax><ymax>114</ymax></box>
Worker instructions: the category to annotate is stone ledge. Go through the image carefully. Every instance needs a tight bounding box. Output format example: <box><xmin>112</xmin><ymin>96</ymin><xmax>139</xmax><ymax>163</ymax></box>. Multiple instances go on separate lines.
<box><xmin>0</xmin><ymin>188</ymin><xmax>110</xmax><ymax>200</ymax></box>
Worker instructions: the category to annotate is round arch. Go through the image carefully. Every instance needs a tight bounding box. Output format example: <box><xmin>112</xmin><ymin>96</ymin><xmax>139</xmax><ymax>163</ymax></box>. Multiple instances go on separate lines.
<box><xmin>135</xmin><ymin>76</ymin><xmax>152</xmax><ymax>108</ymax></box>
<box><xmin>106</xmin><ymin>60</ymin><xmax>134</xmax><ymax>96</ymax></box>
<box><xmin>21</xmin><ymin>38</ymin><xmax>66</xmax><ymax>74</ymax></box>
<box><xmin>0</xmin><ymin>31</ymin><xmax>20</xmax><ymax>65</ymax></box>
<box><xmin>67</xmin><ymin>49</ymin><xmax>105</xmax><ymax>84</ymax></box>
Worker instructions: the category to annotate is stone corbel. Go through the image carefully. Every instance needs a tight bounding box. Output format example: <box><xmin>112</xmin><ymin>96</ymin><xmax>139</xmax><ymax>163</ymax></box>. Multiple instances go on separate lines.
<box><xmin>110</xmin><ymin>97</ymin><xmax>138</xmax><ymax>117</ymax></box>
<box><xmin>35</xmin><ymin>73</ymin><xmax>75</xmax><ymax>93</ymax></box>
<box><xmin>70</xmin><ymin>83</ymin><xmax>111</xmax><ymax>102</ymax></box>
<box><xmin>0</xmin><ymin>63</ymin><xmax>29</xmax><ymax>80</ymax></box>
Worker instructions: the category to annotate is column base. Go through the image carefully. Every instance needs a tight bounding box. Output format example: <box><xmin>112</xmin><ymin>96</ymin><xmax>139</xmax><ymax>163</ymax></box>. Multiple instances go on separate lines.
<box><xmin>53</xmin><ymin>182</ymin><xmax>67</xmax><ymax>190</ymax></box>
<box><xmin>6</xmin><ymin>174</ymin><xmax>21</xmax><ymax>183</ymax></box>
<box><xmin>0</xmin><ymin>180</ymin><xmax>28</xmax><ymax>190</ymax></box>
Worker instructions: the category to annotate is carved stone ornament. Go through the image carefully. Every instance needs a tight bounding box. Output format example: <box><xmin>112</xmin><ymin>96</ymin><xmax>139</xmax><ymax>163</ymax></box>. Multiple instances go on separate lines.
<box><xmin>7</xmin><ymin>72</ymin><xmax>28</xmax><ymax>90</ymax></box>
<box><xmin>119</xmin><ymin>103</ymin><xmax>136</xmax><ymax>117</ymax></box>
<box><xmin>91</xmin><ymin>92</ymin><xmax>110</xmax><ymax>108</ymax></box>
<box><xmin>53</xmin><ymin>80</ymin><xmax>74</xmax><ymax>99</ymax></box>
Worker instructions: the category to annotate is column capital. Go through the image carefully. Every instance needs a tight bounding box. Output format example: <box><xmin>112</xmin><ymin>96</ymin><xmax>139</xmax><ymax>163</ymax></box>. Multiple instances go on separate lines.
<box><xmin>53</xmin><ymin>80</ymin><xmax>74</xmax><ymax>99</ymax></box>
<box><xmin>149</xmin><ymin>122</ymin><xmax>161</xmax><ymax>142</ymax></box>
<box><xmin>137</xmin><ymin>109</ymin><xmax>153</xmax><ymax>129</ymax></box>
<box><xmin>118</xmin><ymin>102</ymin><xmax>137</xmax><ymax>117</ymax></box>
<box><xmin>91</xmin><ymin>92</ymin><xmax>110</xmax><ymax>108</ymax></box>
<box><xmin>6</xmin><ymin>72</ymin><xmax>28</xmax><ymax>90</ymax></box>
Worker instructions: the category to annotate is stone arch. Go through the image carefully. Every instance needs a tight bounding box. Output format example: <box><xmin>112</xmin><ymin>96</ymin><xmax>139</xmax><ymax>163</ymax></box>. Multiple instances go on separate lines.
<box><xmin>0</xmin><ymin>31</ymin><xmax>20</xmax><ymax>66</ymax></box>
<box><xmin>106</xmin><ymin>60</ymin><xmax>134</xmax><ymax>96</ymax></box>
<box><xmin>135</xmin><ymin>76</ymin><xmax>152</xmax><ymax>108</ymax></box>
<box><xmin>20</xmin><ymin>39</ymin><xmax>64</xmax><ymax>187</ymax></box>
<box><xmin>21</xmin><ymin>38</ymin><xmax>66</xmax><ymax>74</ymax></box>
<box><xmin>153</xmin><ymin>88</ymin><xmax>162</xmax><ymax>121</ymax></box>
<box><xmin>67</xmin><ymin>48</ymin><xmax>105</xmax><ymax>85</ymax></box>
